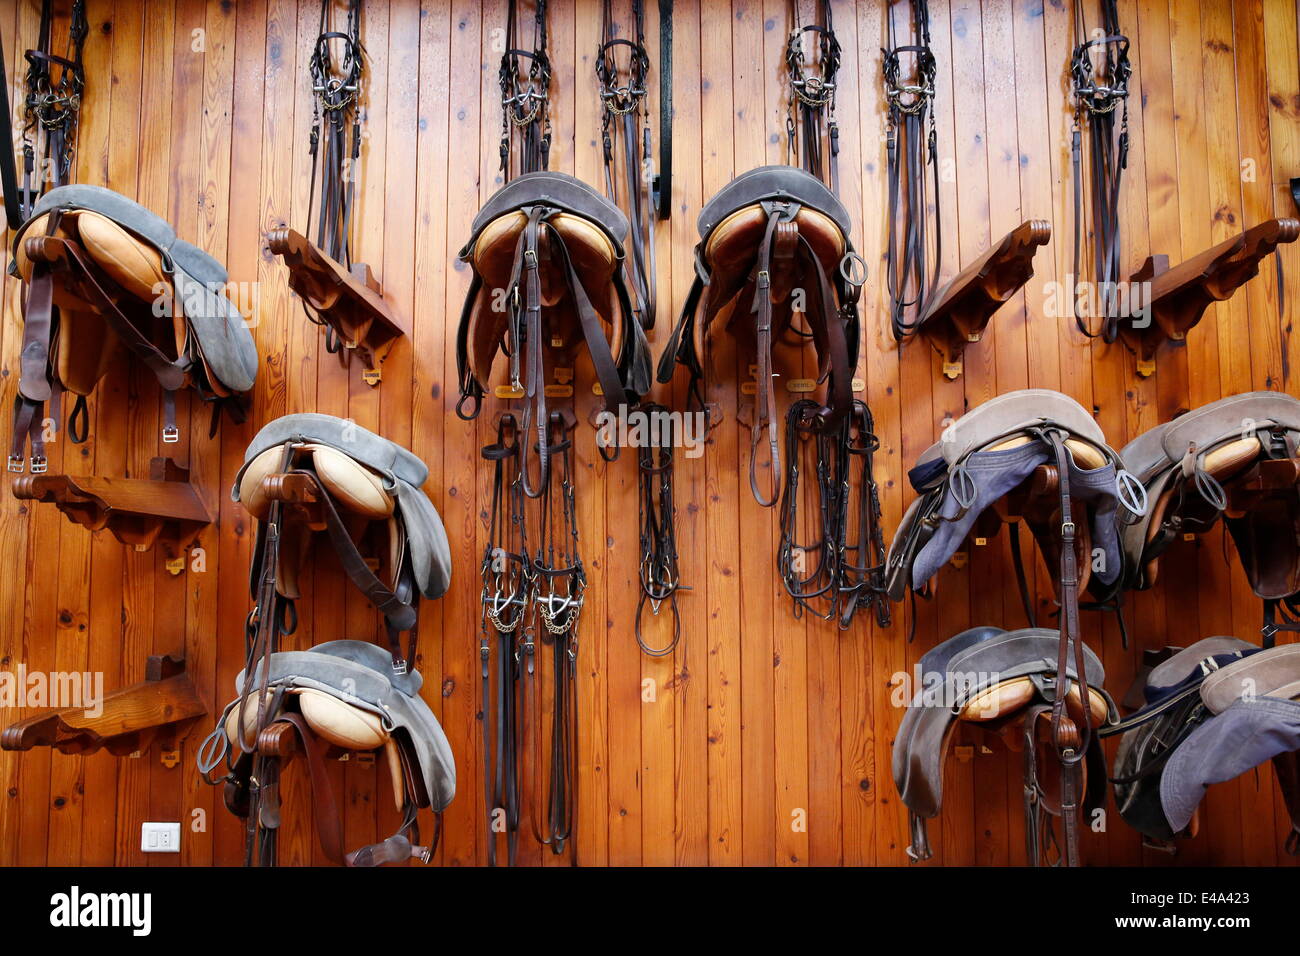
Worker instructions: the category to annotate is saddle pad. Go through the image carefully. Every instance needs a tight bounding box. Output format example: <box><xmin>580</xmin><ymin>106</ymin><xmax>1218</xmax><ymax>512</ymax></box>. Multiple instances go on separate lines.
<box><xmin>1200</xmin><ymin>643</ymin><xmax>1300</xmax><ymax>714</ymax></box>
<box><xmin>914</xmin><ymin>389</ymin><xmax>1107</xmax><ymax>471</ymax></box>
<box><xmin>1121</xmin><ymin>391</ymin><xmax>1300</xmax><ymax>485</ymax></box>
<box><xmin>695</xmin><ymin>165</ymin><xmax>852</xmax><ymax>240</ymax></box>
<box><xmin>234</xmin><ymin>414</ymin><xmax>451</xmax><ymax>600</ymax></box>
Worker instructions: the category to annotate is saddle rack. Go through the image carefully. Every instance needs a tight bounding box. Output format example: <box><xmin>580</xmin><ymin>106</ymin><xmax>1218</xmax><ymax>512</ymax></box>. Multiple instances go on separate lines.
<box><xmin>269</xmin><ymin>228</ymin><xmax>408</xmax><ymax>384</ymax></box>
<box><xmin>920</xmin><ymin>219</ymin><xmax>1050</xmax><ymax>377</ymax></box>
<box><xmin>1224</xmin><ymin>456</ymin><xmax>1300</xmax><ymax>511</ymax></box>
<box><xmin>1</xmin><ymin>655</ymin><xmax>206</xmax><ymax>766</ymax></box>
<box><xmin>1116</xmin><ymin>218</ymin><xmax>1299</xmax><ymax>376</ymax></box>
<box><xmin>918</xmin><ymin>219</ymin><xmax>1051</xmax><ymax>379</ymax></box>
<box><xmin>11</xmin><ymin>456</ymin><xmax>210</xmax><ymax>561</ymax></box>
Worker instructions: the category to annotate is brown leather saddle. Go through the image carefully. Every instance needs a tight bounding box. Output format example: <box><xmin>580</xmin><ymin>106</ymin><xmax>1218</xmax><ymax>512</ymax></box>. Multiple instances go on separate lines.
<box><xmin>656</xmin><ymin>165</ymin><xmax>863</xmax><ymax>504</ymax></box>
<box><xmin>7</xmin><ymin>185</ymin><xmax>257</xmax><ymax>472</ymax></box>
<box><xmin>455</xmin><ymin>171</ymin><xmax>652</xmax><ymax>495</ymax></box>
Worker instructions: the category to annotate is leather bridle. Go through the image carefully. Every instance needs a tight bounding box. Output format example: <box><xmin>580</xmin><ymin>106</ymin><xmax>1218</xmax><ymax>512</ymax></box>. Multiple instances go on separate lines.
<box><xmin>635</xmin><ymin>403</ymin><xmax>686</xmax><ymax>656</ymax></box>
<box><xmin>20</xmin><ymin>0</ymin><xmax>88</xmax><ymax>219</ymax></box>
<box><xmin>883</xmin><ymin>0</ymin><xmax>941</xmax><ymax>342</ymax></box>
<box><xmin>778</xmin><ymin>398</ymin><xmax>890</xmax><ymax>628</ymax></box>
<box><xmin>499</xmin><ymin>0</ymin><xmax>552</xmax><ymax>179</ymax></box>
<box><xmin>479</xmin><ymin>410</ymin><xmax>584</xmax><ymax>865</ymax></box>
<box><xmin>303</xmin><ymin>0</ymin><xmax>365</xmax><ymax>353</ymax></box>
<box><xmin>597</xmin><ymin>0</ymin><xmax>657</xmax><ymax>330</ymax></box>
<box><xmin>785</xmin><ymin>0</ymin><xmax>841</xmax><ymax>193</ymax></box>
<box><xmin>480</xmin><ymin>413</ymin><xmax>530</xmax><ymax>866</ymax></box>
<box><xmin>1069</xmin><ymin>0</ymin><xmax>1130</xmax><ymax>342</ymax></box>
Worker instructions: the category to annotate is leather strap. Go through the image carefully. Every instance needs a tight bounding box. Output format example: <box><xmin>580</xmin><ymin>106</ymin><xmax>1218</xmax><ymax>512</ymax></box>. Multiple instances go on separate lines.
<box><xmin>655</xmin><ymin>0</ymin><xmax>673</xmax><ymax>221</ymax></box>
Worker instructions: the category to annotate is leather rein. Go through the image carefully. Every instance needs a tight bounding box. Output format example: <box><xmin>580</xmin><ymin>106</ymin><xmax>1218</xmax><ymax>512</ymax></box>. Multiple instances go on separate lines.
<box><xmin>883</xmin><ymin>0</ymin><xmax>941</xmax><ymax>342</ymax></box>
<box><xmin>20</xmin><ymin>0</ymin><xmax>87</xmax><ymax>220</ymax></box>
<box><xmin>597</xmin><ymin>0</ymin><xmax>657</xmax><ymax>331</ymax></box>
<box><xmin>303</xmin><ymin>0</ymin><xmax>365</xmax><ymax>353</ymax></box>
<box><xmin>1069</xmin><ymin>0</ymin><xmax>1130</xmax><ymax>342</ymax></box>
<box><xmin>785</xmin><ymin>0</ymin><xmax>841</xmax><ymax>193</ymax></box>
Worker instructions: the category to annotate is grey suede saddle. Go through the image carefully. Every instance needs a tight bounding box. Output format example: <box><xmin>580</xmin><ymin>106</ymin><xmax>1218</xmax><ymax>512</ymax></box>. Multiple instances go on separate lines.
<box><xmin>1119</xmin><ymin>391</ymin><xmax>1300</xmax><ymax>642</ymax></box>
<box><xmin>197</xmin><ymin>639</ymin><xmax>456</xmax><ymax>867</ymax></box>
<box><xmin>7</xmin><ymin>184</ymin><xmax>258</xmax><ymax>472</ymax></box>
<box><xmin>885</xmin><ymin>389</ymin><xmax>1146</xmax><ymax>629</ymax></box>
<box><xmin>454</xmin><ymin>170</ymin><xmax>652</xmax><ymax>495</ymax></box>
<box><xmin>655</xmin><ymin>165</ymin><xmax>863</xmax><ymax>505</ymax></box>
<box><xmin>1108</xmin><ymin>637</ymin><xmax>1300</xmax><ymax>855</ymax></box>
<box><xmin>232</xmin><ymin>413</ymin><xmax>452</xmax><ymax>677</ymax></box>
<box><xmin>891</xmin><ymin>626</ymin><xmax>1117</xmax><ymax>865</ymax></box>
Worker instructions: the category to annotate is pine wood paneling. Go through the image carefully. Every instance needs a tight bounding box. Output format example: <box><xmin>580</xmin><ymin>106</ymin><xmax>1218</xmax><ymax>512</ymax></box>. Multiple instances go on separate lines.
<box><xmin>1</xmin><ymin>0</ymin><xmax>1298</xmax><ymax>866</ymax></box>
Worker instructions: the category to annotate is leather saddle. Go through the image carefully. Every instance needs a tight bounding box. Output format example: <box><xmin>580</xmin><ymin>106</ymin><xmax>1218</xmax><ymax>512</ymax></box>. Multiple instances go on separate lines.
<box><xmin>232</xmin><ymin>413</ymin><xmax>452</xmax><ymax>675</ymax></box>
<box><xmin>885</xmin><ymin>389</ymin><xmax>1145</xmax><ymax>618</ymax></box>
<box><xmin>1109</xmin><ymin>637</ymin><xmax>1300</xmax><ymax>854</ymax></box>
<box><xmin>891</xmin><ymin>626</ymin><xmax>1117</xmax><ymax>864</ymax></box>
<box><xmin>1119</xmin><ymin>391</ymin><xmax>1300</xmax><ymax>641</ymax></box>
<box><xmin>199</xmin><ymin>639</ymin><xmax>456</xmax><ymax>866</ymax></box>
<box><xmin>7</xmin><ymin>184</ymin><xmax>258</xmax><ymax>472</ymax></box>
<box><xmin>454</xmin><ymin>171</ymin><xmax>652</xmax><ymax>494</ymax></box>
<box><xmin>656</xmin><ymin>165</ymin><xmax>862</xmax><ymax>505</ymax></box>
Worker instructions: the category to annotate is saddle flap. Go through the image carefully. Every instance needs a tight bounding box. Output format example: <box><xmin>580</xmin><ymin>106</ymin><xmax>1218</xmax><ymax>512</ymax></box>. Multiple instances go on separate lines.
<box><xmin>54</xmin><ymin>308</ymin><xmax>124</xmax><ymax>395</ymax></box>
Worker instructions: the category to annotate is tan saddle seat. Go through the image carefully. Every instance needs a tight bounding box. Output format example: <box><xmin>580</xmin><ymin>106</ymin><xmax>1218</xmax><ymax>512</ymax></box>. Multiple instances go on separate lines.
<box><xmin>238</xmin><ymin>441</ymin><xmax>401</xmax><ymax>601</ymax></box>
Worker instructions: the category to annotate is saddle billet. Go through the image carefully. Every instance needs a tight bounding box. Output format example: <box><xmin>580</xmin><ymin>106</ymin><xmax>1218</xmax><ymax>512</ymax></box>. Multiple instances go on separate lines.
<box><xmin>656</xmin><ymin>164</ymin><xmax>862</xmax><ymax>506</ymax></box>
<box><xmin>1119</xmin><ymin>391</ymin><xmax>1300</xmax><ymax>642</ymax></box>
<box><xmin>454</xmin><ymin>170</ymin><xmax>652</xmax><ymax>495</ymax></box>
<box><xmin>198</xmin><ymin>639</ymin><xmax>456</xmax><ymax>867</ymax></box>
<box><xmin>7</xmin><ymin>184</ymin><xmax>258</xmax><ymax>472</ymax></box>
<box><xmin>1108</xmin><ymin>638</ymin><xmax>1300</xmax><ymax>854</ymax></box>
<box><xmin>891</xmin><ymin>626</ymin><xmax>1117</xmax><ymax>865</ymax></box>
<box><xmin>232</xmin><ymin>412</ymin><xmax>452</xmax><ymax>676</ymax></box>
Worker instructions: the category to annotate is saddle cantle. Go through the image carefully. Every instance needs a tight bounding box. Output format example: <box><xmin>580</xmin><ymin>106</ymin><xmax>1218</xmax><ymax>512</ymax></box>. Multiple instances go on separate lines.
<box><xmin>1109</xmin><ymin>637</ymin><xmax>1300</xmax><ymax>854</ymax></box>
<box><xmin>885</xmin><ymin>388</ymin><xmax>1145</xmax><ymax>618</ymax></box>
<box><xmin>7</xmin><ymin>184</ymin><xmax>258</xmax><ymax>472</ymax></box>
<box><xmin>232</xmin><ymin>413</ymin><xmax>452</xmax><ymax>675</ymax></box>
<box><xmin>656</xmin><ymin>164</ymin><xmax>863</xmax><ymax>505</ymax></box>
<box><xmin>891</xmin><ymin>626</ymin><xmax>1117</xmax><ymax>865</ymax></box>
<box><xmin>199</xmin><ymin>639</ymin><xmax>456</xmax><ymax>866</ymax></box>
<box><xmin>454</xmin><ymin>170</ymin><xmax>652</xmax><ymax>494</ymax></box>
<box><xmin>1119</xmin><ymin>391</ymin><xmax>1300</xmax><ymax>641</ymax></box>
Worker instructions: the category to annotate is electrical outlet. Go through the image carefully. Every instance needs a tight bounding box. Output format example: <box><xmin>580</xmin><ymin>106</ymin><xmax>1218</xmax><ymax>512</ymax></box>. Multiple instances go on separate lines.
<box><xmin>141</xmin><ymin>822</ymin><xmax>180</xmax><ymax>853</ymax></box>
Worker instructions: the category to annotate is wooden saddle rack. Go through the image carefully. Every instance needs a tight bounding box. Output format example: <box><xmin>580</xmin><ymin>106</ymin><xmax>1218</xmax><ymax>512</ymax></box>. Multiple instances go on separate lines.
<box><xmin>1</xmin><ymin>655</ymin><xmax>205</xmax><ymax>766</ymax></box>
<box><xmin>1114</xmin><ymin>218</ymin><xmax>1299</xmax><ymax>376</ymax></box>
<box><xmin>11</xmin><ymin>456</ymin><xmax>209</xmax><ymax>562</ymax></box>
<box><xmin>916</xmin><ymin>219</ymin><xmax>1051</xmax><ymax>379</ymax></box>
<box><xmin>269</xmin><ymin>228</ymin><xmax>408</xmax><ymax>384</ymax></box>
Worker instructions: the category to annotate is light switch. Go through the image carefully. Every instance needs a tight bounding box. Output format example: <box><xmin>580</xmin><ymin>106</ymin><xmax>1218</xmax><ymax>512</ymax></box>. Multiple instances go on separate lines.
<box><xmin>141</xmin><ymin>822</ymin><xmax>181</xmax><ymax>853</ymax></box>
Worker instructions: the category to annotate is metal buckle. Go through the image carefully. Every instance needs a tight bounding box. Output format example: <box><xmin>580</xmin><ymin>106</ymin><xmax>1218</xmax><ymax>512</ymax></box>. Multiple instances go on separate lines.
<box><xmin>392</xmin><ymin>659</ymin><xmax>408</xmax><ymax>676</ymax></box>
<box><xmin>162</xmin><ymin>425</ymin><xmax>180</xmax><ymax>443</ymax></box>
<box><xmin>30</xmin><ymin>456</ymin><xmax>47</xmax><ymax>474</ymax></box>
<box><xmin>1060</xmin><ymin>520</ymin><xmax>1076</xmax><ymax>537</ymax></box>
<box><xmin>6</xmin><ymin>455</ymin><xmax>24</xmax><ymax>474</ymax></box>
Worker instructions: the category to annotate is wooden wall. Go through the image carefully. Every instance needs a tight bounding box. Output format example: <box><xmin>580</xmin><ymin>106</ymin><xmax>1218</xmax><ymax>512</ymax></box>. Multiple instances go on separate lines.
<box><xmin>1</xmin><ymin>0</ymin><xmax>1298</xmax><ymax>867</ymax></box>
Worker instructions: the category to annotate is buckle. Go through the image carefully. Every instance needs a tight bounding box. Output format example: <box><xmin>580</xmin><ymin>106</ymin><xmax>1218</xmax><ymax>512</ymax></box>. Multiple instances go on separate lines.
<box><xmin>417</xmin><ymin>845</ymin><xmax>432</xmax><ymax>864</ymax></box>
<box><xmin>6</xmin><ymin>455</ymin><xmax>24</xmax><ymax>474</ymax></box>
<box><xmin>162</xmin><ymin>425</ymin><xmax>180</xmax><ymax>443</ymax></box>
<box><xmin>1060</xmin><ymin>520</ymin><xmax>1076</xmax><ymax>537</ymax></box>
<box><xmin>30</xmin><ymin>456</ymin><xmax>47</xmax><ymax>474</ymax></box>
<box><xmin>392</xmin><ymin>659</ymin><xmax>408</xmax><ymax>676</ymax></box>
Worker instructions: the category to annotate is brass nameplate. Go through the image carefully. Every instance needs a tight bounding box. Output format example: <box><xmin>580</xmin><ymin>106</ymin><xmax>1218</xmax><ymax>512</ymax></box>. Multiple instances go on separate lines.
<box><xmin>544</xmin><ymin>384</ymin><xmax>574</xmax><ymax>398</ymax></box>
<box><xmin>495</xmin><ymin>385</ymin><xmax>526</xmax><ymax>400</ymax></box>
<box><xmin>786</xmin><ymin>378</ymin><xmax>816</xmax><ymax>393</ymax></box>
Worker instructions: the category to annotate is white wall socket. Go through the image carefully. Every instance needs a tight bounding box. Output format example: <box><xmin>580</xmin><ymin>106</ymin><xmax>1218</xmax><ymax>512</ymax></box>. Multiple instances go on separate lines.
<box><xmin>141</xmin><ymin>822</ymin><xmax>181</xmax><ymax>853</ymax></box>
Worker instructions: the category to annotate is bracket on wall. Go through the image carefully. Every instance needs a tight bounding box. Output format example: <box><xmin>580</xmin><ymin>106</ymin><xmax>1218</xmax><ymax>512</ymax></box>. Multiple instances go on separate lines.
<box><xmin>11</xmin><ymin>456</ymin><xmax>210</xmax><ymax>558</ymax></box>
<box><xmin>1</xmin><ymin>655</ymin><xmax>206</xmax><ymax>764</ymax></box>
<box><xmin>269</xmin><ymin>228</ymin><xmax>408</xmax><ymax>385</ymax></box>
<box><xmin>1116</xmin><ymin>218</ymin><xmax>1300</xmax><ymax>377</ymax></box>
<box><xmin>918</xmin><ymin>219</ymin><xmax>1051</xmax><ymax>379</ymax></box>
